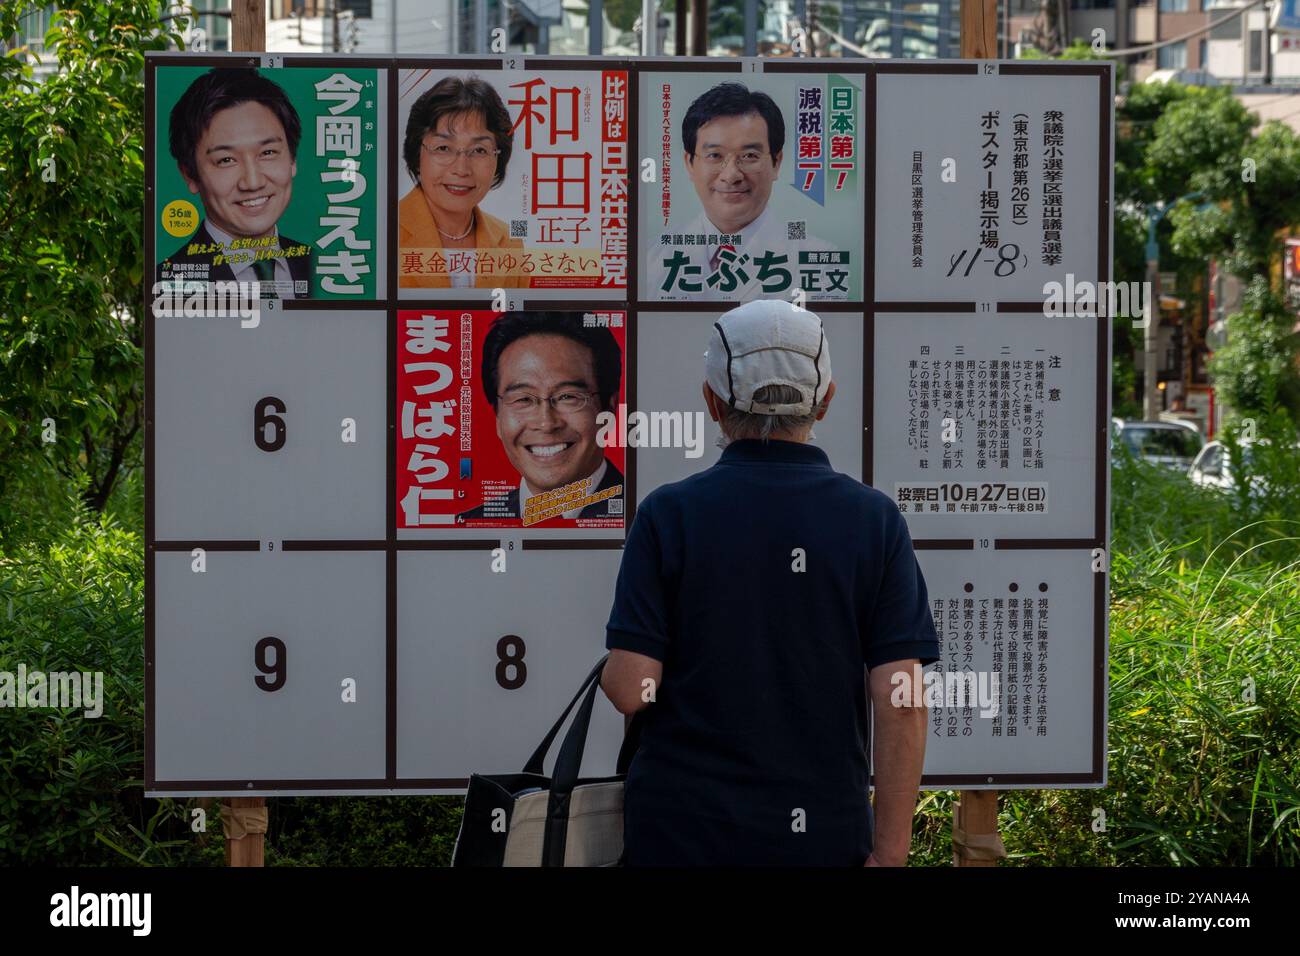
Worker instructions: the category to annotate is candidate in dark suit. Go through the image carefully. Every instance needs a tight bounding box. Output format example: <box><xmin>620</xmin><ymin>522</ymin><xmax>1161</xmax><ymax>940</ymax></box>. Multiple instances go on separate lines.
<box><xmin>457</xmin><ymin>457</ymin><xmax>624</xmax><ymax>522</ymax></box>
<box><xmin>158</xmin><ymin>220</ymin><xmax>314</xmax><ymax>297</ymax></box>
<box><xmin>457</xmin><ymin>312</ymin><xmax>625</xmax><ymax>525</ymax></box>
<box><xmin>158</xmin><ymin>68</ymin><xmax>313</xmax><ymax>298</ymax></box>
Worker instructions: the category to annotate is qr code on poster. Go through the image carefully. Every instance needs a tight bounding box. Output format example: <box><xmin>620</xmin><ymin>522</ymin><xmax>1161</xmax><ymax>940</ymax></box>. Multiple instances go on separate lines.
<box><xmin>510</xmin><ymin>219</ymin><xmax>528</xmax><ymax>238</ymax></box>
<box><xmin>609</xmin><ymin>498</ymin><xmax>623</xmax><ymax>515</ymax></box>
<box><xmin>788</xmin><ymin>221</ymin><xmax>806</xmax><ymax>240</ymax></box>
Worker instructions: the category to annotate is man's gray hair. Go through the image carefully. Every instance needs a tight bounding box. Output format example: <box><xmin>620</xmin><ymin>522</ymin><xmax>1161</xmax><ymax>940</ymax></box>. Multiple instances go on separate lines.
<box><xmin>718</xmin><ymin>384</ymin><xmax>823</xmax><ymax>441</ymax></box>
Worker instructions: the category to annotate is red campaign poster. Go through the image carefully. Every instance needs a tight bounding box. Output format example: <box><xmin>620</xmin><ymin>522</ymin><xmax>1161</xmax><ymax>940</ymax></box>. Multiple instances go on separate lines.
<box><xmin>397</xmin><ymin>309</ymin><xmax>627</xmax><ymax>529</ymax></box>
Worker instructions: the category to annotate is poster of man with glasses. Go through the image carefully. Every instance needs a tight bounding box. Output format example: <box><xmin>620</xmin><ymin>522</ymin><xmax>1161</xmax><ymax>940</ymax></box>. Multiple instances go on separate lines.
<box><xmin>640</xmin><ymin>75</ymin><xmax>865</xmax><ymax>302</ymax></box>
<box><xmin>396</xmin><ymin>310</ymin><xmax>626</xmax><ymax>531</ymax></box>
<box><xmin>396</xmin><ymin>67</ymin><xmax>630</xmax><ymax>296</ymax></box>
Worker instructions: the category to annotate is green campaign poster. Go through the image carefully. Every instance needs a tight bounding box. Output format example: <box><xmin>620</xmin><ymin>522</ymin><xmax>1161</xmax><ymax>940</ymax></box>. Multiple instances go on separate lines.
<box><xmin>153</xmin><ymin>64</ymin><xmax>381</xmax><ymax>300</ymax></box>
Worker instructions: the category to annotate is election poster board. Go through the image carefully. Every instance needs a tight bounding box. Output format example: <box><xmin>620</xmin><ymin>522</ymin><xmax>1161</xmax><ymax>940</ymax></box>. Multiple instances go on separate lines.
<box><xmin>153</xmin><ymin>62</ymin><xmax>386</xmax><ymax>302</ymax></box>
<box><xmin>395</xmin><ymin>62</ymin><xmax>629</xmax><ymax>299</ymax></box>
<box><xmin>146</xmin><ymin>54</ymin><xmax>1110</xmax><ymax>797</ymax></box>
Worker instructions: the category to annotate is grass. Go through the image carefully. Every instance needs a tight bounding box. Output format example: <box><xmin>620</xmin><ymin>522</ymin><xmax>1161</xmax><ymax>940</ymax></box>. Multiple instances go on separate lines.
<box><xmin>1</xmin><ymin>449</ymin><xmax>1297</xmax><ymax>865</ymax></box>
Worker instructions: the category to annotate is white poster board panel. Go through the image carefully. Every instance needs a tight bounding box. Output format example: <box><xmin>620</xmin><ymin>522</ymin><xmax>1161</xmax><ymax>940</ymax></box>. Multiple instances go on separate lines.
<box><xmin>914</xmin><ymin>548</ymin><xmax>1103</xmax><ymax>785</ymax></box>
<box><xmin>874</xmin><ymin>67</ymin><xmax>1103</xmax><ymax>304</ymax></box>
<box><xmin>153</xmin><ymin>549</ymin><xmax>387</xmax><ymax>783</ymax></box>
<box><xmin>396</xmin><ymin>548</ymin><xmax>624</xmax><ymax>782</ymax></box>
<box><xmin>153</xmin><ymin>307</ymin><xmax>387</xmax><ymax>541</ymax></box>
<box><xmin>872</xmin><ymin>311</ymin><xmax>1099</xmax><ymax>541</ymax></box>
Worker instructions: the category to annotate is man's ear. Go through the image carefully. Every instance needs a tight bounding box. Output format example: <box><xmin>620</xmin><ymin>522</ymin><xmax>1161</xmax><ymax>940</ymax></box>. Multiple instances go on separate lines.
<box><xmin>182</xmin><ymin>169</ymin><xmax>200</xmax><ymax>195</ymax></box>
<box><xmin>815</xmin><ymin>380</ymin><xmax>836</xmax><ymax>421</ymax></box>
<box><xmin>702</xmin><ymin>381</ymin><xmax>721</xmax><ymax>423</ymax></box>
<box><xmin>771</xmin><ymin>150</ymin><xmax>783</xmax><ymax>174</ymax></box>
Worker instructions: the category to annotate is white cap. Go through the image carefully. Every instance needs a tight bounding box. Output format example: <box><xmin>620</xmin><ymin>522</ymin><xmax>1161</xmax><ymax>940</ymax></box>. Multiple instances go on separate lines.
<box><xmin>704</xmin><ymin>299</ymin><xmax>832</xmax><ymax>416</ymax></box>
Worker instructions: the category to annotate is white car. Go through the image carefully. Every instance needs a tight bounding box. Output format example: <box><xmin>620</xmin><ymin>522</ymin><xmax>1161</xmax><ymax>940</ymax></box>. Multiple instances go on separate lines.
<box><xmin>1112</xmin><ymin>418</ymin><xmax>1204</xmax><ymax>472</ymax></box>
<box><xmin>1186</xmin><ymin>439</ymin><xmax>1296</xmax><ymax>497</ymax></box>
<box><xmin>1187</xmin><ymin>440</ymin><xmax>1238</xmax><ymax>492</ymax></box>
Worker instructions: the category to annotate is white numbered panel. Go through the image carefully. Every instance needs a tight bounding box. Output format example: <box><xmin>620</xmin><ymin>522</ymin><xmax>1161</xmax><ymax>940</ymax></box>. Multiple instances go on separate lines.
<box><xmin>152</xmin><ymin>306</ymin><xmax>387</xmax><ymax>541</ymax></box>
<box><xmin>635</xmin><ymin>310</ymin><xmax>864</xmax><ymax>501</ymax></box>
<box><xmin>153</xmin><ymin>549</ymin><xmax>387</xmax><ymax>783</ymax></box>
<box><xmin>874</xmin><ymin>66</ymin><xmax>1106</xmax><ymax>304</ymax></box>
<box><xmin>914</xmin><ymin>548</ymin><xmax>1104</xmax><ymax>786</ymax></box>
<box><xmin>396</xmin><ymin>548</ymin><xmax>624</xmax><ymax>782</ymax></box>
<box><xmin>872</xmin><ymin>311</ymin><xmax>1102</xmax><ymax>541</ymax></box>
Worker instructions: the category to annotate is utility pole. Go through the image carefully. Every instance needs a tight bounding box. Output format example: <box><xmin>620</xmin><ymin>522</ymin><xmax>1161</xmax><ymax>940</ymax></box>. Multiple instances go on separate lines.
<box><xmin>1264</xmin><ymin>1</ymin><xmax>1273</xmax><ymax>84</ymax></box>
<box><xmin>641</xmin><ymin>0</ymin><xmax>657</xmax><ymax>54</ymax></box>
<box><xmin>1144</xmin><ymin>213</ymin><xmax>1162</xmax><ymax>420</ymax></box>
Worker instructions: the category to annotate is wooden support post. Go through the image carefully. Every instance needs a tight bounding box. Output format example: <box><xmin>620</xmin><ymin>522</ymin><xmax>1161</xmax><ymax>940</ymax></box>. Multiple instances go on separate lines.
<box><xmin>222</xmin><ymin>797</ymin><xmax>269</xmax><ymax>867</ymax></box>
<box><xmin>953</xmin><ymin>0</ymin><xmax>1007</xmax><ymax>869</ymax></box>
<box><xmin>225</xmin><ymin>0</ymin><xmax>268</xmax><ymax>870</ymax></box>
<box><xmin>959</xmin><ymin>0</ymin><xmax>997</xmax><ymax>60</ymax></box>
<box><xmin>952</xmin><ymin>789</ymin><xmax>1006</xmax><ymax>866</ymax></box>
<box><xmin>690</xmin><ymin>0</ymin><xmax>708</xmax><ymax>56</ymax></box>
<box><xmin>231</xmin><ymin>0</ymin><xmax>266</xmax><ymax>53</ymax></box>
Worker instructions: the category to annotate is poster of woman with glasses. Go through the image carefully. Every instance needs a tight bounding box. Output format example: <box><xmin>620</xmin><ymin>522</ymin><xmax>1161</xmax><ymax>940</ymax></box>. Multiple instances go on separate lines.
<box><xmin>639</xmin><ymin>73</ymin><xmax>865</xmax><ymax>303</ymax></box>
<box><xmin>397</xmin><ymin>67</ymin><xmax>630</xmax><ymax>297</ymax></box>
<box><xmin>396</xmin><ymin>310</ymin><xmax>626</xmax><ymax>531</ymax></box>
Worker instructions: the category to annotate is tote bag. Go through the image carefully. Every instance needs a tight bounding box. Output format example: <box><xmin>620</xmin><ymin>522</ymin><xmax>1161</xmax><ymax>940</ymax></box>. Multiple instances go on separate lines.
<box><xmin>452</xmin><ymin>655</ymin><xmax>642</xmax><ymax>867</ymax></box>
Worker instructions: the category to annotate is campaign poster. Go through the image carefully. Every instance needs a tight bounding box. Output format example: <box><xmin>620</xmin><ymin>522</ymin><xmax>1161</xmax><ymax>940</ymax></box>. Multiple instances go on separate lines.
<box><xmin>396</xmin><ymin>67</ymin><xmax>629</xmax><ymax>295</ymax></box>
<box><xmin>638</xmin><ymin>70</ymin><xmax>866</xmax><ymax>302</ymax></box>
<box><xmin>397</xmin><ymin>310</ymin><xmax>628</xmax><ymax>530</ymax></box>
<box><xmin>153</xmin><ymin>64</ymin><xmax>382</xmax><ymax>301</ymax></box>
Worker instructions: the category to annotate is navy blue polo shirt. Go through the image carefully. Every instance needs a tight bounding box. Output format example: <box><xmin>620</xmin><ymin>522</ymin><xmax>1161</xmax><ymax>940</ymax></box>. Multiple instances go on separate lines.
<box><xmin>605</xmin><ymin>438</ymin><xmax>941</xmax><ymax>866</ymax></box>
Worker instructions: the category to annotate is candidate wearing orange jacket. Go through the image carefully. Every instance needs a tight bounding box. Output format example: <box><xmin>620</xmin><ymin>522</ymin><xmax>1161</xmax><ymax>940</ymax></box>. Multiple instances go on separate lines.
<box><xmin>398</xmin><ymin>74</ymin><xmax>528</xmax><ymax>290</ymax></box>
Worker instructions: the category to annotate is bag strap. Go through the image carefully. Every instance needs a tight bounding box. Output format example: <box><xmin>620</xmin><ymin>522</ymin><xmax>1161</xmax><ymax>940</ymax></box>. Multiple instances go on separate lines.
<box><xmin>523</xmin><ymin>654</ymin><xmax>608</xmax><ymax>776</ymax></box>
<box><xmin>541</xmin><ymin>656</ymin><xmax>607</xmax><ymax>867</ymax></box>
<box><xmin>616</xmin><ymin>710</ymin><xmax>644</xmax><ymax>775</ymax></box>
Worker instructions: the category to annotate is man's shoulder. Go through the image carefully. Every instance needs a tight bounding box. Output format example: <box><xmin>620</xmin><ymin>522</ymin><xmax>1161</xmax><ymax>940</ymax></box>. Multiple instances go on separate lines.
<box><xmin>597</xmin><ymin>457</ymin><xmax>624</xmax><ymax>489</ymax></box>
<box><xmin>658</xmin><ymin>458</ymin><xmax>898</xmax><ymax>515</ymax></box>
<box><xmin>164</xmin><ymin>222</ymin><xmax>216</xmax><ymax>262</ymax></box>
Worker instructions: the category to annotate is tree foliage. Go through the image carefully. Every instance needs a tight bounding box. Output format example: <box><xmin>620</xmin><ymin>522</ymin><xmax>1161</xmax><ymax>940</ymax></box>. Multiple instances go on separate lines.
<box><xmin>1208</xmin><ymin>277</ymin><xmax>1300</xmax><ymax>420</ymax></box>
<box><xmin>0</xmin><ymin>2</ymin><xmax>182</xmax><ymax>535</ymax></box>
<box><xmin>1144</xmin><ymin>89</ymin><xmax>1300</xmax><ymax>281</ymax></box>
